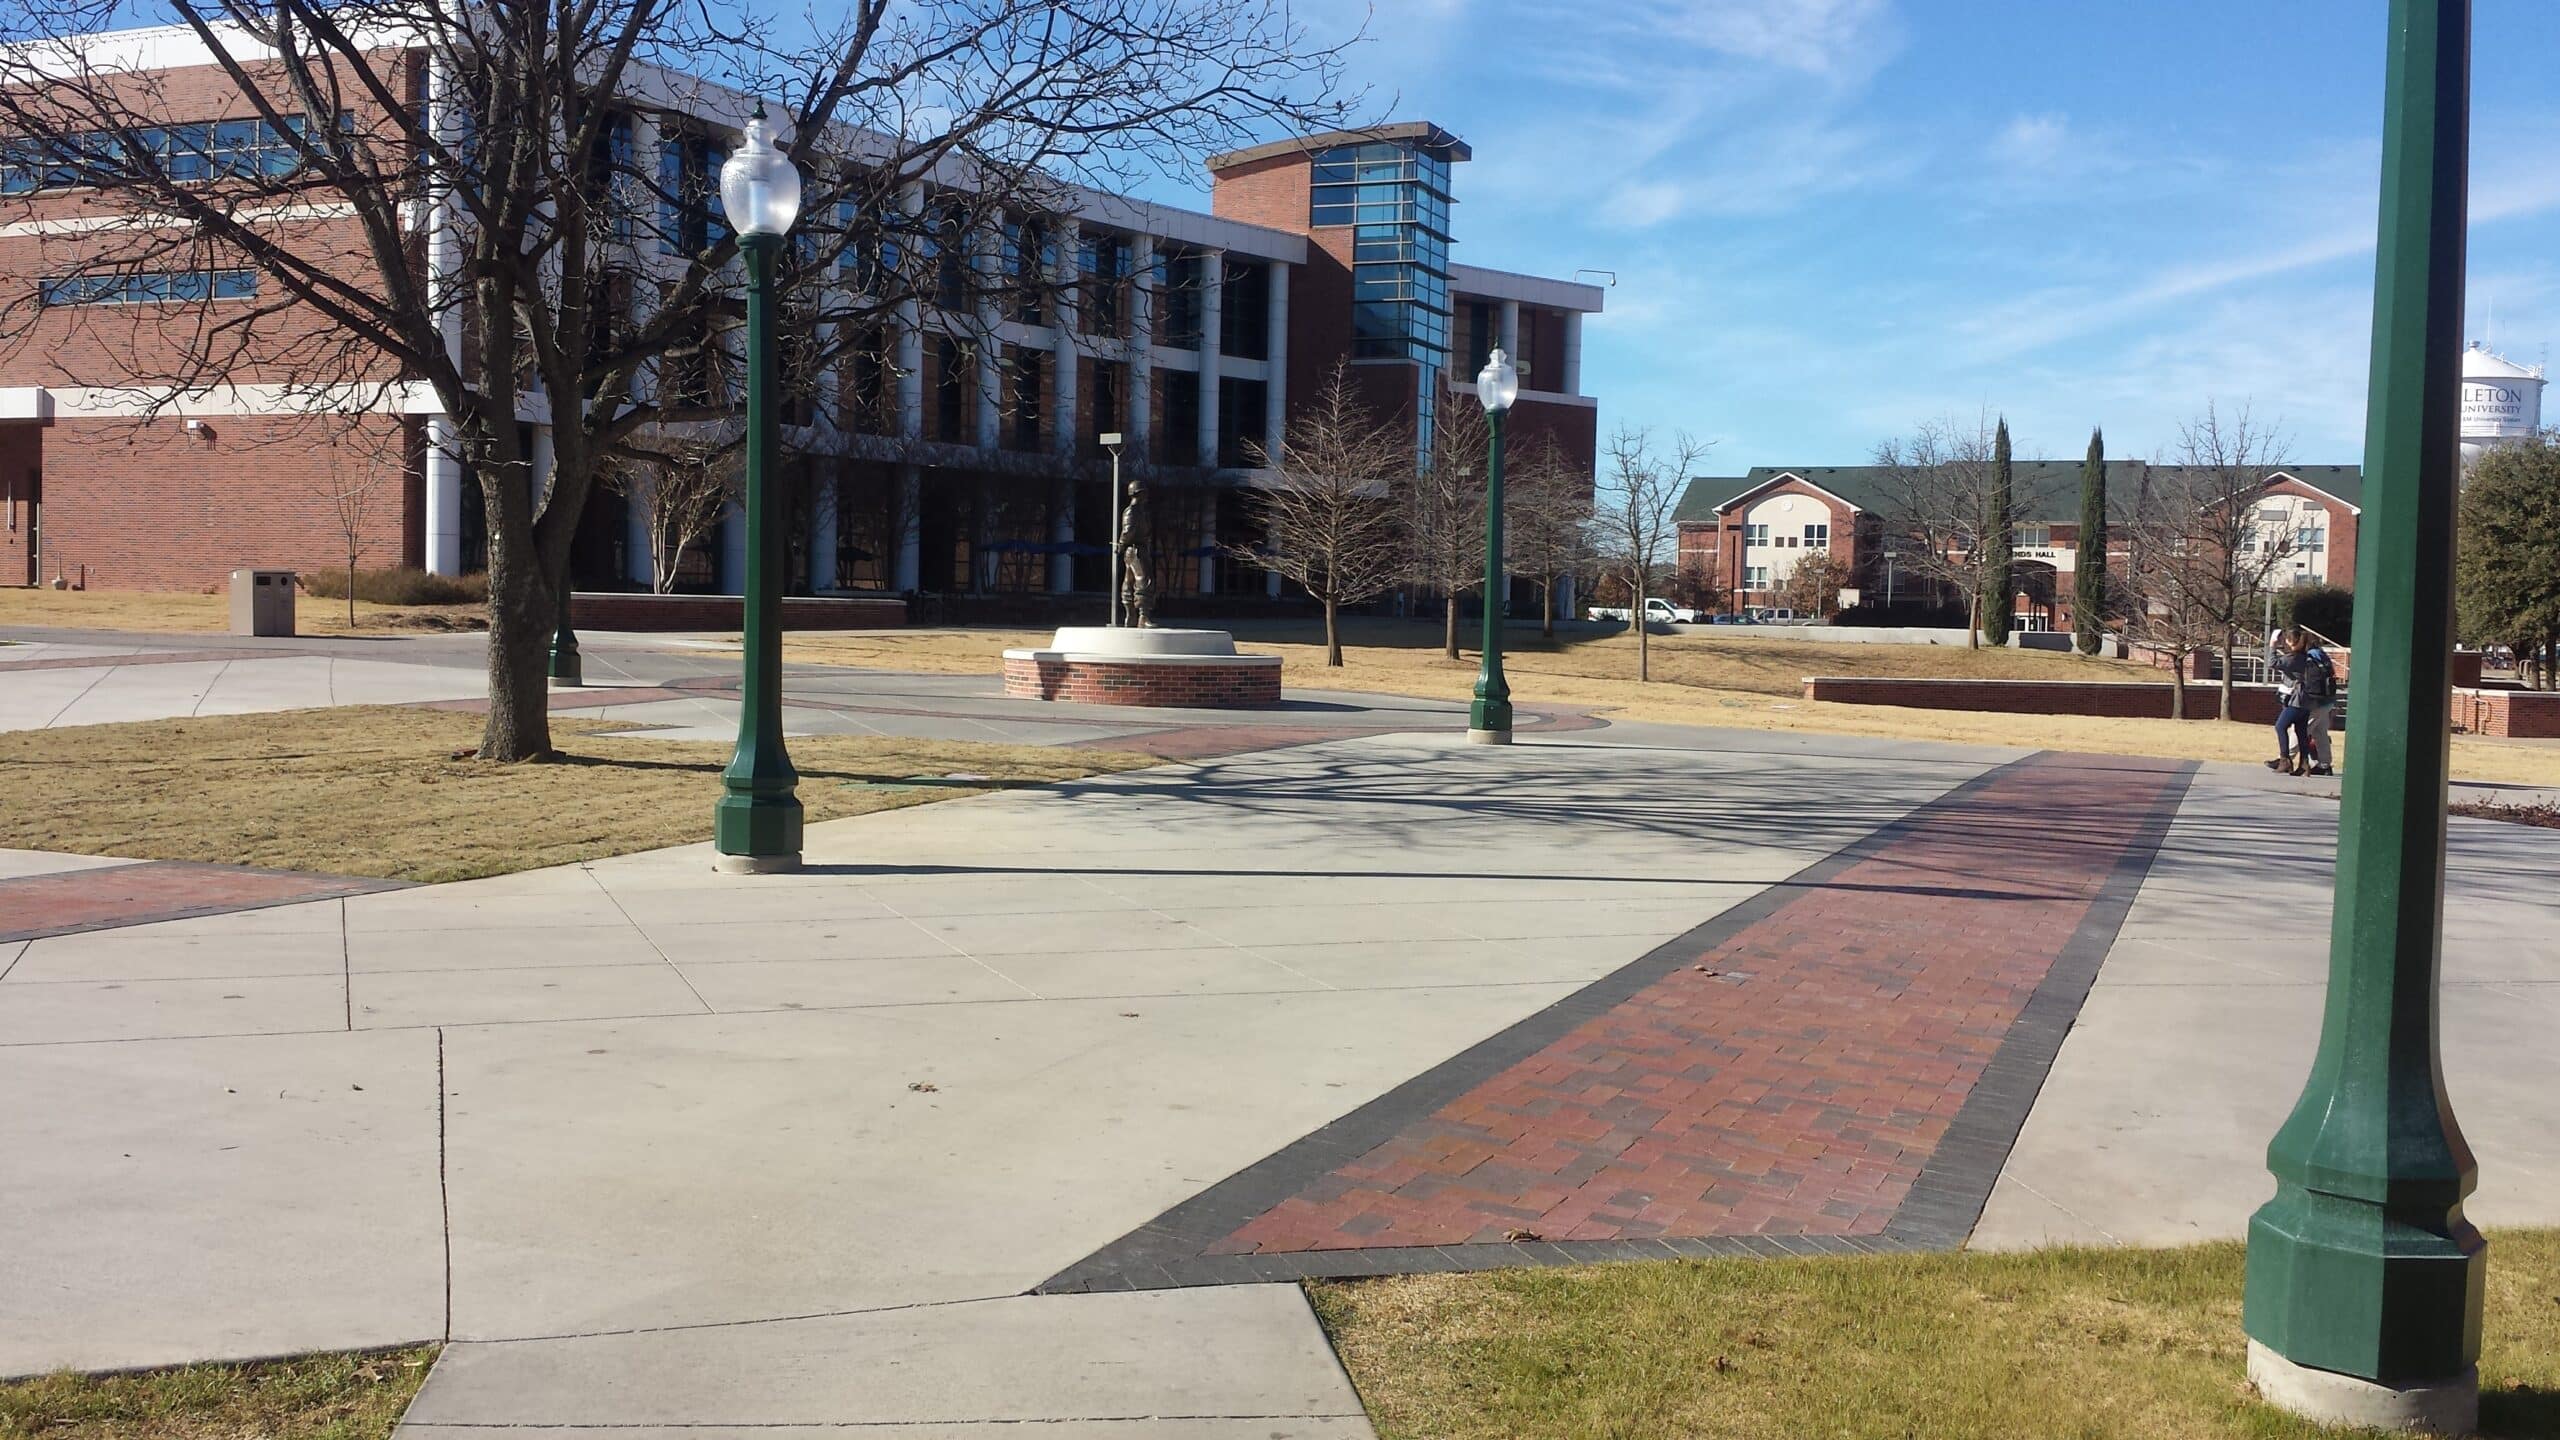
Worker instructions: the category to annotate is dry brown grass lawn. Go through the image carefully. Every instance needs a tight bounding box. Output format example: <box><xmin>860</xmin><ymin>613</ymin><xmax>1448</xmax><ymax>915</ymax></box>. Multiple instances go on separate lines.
<box><xmin>1310</xmin><ymin>1232</ymin><xmax>2560</xmax><ymax>1440</ymax></box>
<box><xmin>0</xmin><ymin>706</ymin><xmax>1153</xmax><ymax>882</ymax></box>
<box><xmin>0</xmin><ymin>1346</ymin><xmax>436</xmax><ymax>1440</ymax></box>
<box><xmin>0</xmin><ymin>586</ymin><xmax>483</xmax><ymax>636</ymax></box>
<box><xmin>783</xmin><ymin>620</ymin><xmax>2560</xmax><ymax>787</ymax></box>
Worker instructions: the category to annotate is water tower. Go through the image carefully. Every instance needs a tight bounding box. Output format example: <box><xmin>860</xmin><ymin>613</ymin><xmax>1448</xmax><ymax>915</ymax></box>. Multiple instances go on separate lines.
<box><xmin>2460</xmin><ymin>341</ymin><xmax>2544</xmax><ymax>464</ymax></box>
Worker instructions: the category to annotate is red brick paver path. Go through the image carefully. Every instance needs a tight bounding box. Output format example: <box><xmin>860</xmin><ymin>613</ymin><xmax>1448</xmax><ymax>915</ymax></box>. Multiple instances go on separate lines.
<box><xmin>0</xmin><ymin>862</ymin><xmax>402</xmax><ymax>942</ymax></box>
<box><xmin>1208</xmin><ymin>753</ymin><xmax>2185</xmax><ymax>1254</ymax></box>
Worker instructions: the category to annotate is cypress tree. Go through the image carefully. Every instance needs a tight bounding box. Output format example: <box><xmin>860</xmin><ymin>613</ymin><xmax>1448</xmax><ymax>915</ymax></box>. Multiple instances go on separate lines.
<box><xmin>1980</xmin><ymin>418</ymin><xmax>2015</xmax><ymax>645</ymax></box>
<box><xmin>2074</xmin><ymin>427</ymin><xmax>2107</xmax><ymax>654</ymax></box>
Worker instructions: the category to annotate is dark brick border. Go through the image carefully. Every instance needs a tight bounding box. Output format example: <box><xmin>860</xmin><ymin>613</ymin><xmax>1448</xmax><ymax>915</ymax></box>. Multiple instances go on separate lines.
<box><xmin>0</xmin><ymin>860</ymin><xmax>412</xmax><ymax>943</ymax></box>
<box><xmin>1035</xmin><ymin>753</ymin><xmax>2193</xmax><ymax>1293</ymax></box>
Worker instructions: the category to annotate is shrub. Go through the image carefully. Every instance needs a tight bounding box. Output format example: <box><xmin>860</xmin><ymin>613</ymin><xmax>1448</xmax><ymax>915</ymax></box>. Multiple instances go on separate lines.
<box><xmin>2275</xmin><ymin>582</ymin><xmax>2352</xmax><ymax>643</ymax></box>
<box><xmin>298</xmin><ymin>566</ymin><xmax>488</xmax><ymax>606</ymax></box>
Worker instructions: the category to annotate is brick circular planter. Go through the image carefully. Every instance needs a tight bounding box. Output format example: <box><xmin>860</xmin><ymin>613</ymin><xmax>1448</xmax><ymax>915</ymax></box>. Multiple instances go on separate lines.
<box><xmin>1001</xmin><ymin>627</ymin><xmax>1283</xmax><ymax>708</ymax></box>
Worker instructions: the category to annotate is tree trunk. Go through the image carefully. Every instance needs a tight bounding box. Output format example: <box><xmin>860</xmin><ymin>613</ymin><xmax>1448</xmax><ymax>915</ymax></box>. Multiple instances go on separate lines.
<box><xmin>1635</xmin><ymin>579</ymin><xmax>1651</xmax><ymax>682</ymax></box>
<box><xmin>1966</xmin><ymin>591</ymin><xmax>1981</xmax><ymax>649</ymax></box>
<box><xmin>2219</xmin><ymin>626</ymin><xmax>2236</xmax><ymax>720</ymax></box>
<box><xmin>2169</xmin><ymin>660</ymin><xmax>2187</xmax><ymax>720</ymax></box>
<box><xmin>345</xmin><ymin>559</ymin><xmax>356</xmax><ymax>626</ymax></box>
<box><xmin>481</xmin><ymin>549</ymin><xmax>557</xmax><ymax>761</ymax></box>
<box><xmin>1541</xmin><ymin>578</ymin><xmax>1555</xmax><ymax>639</ymax></box>
<box><xmin>1444</xmin><ymin>592</ymin><xmax>1459</xmax><ymax>660</ymax></box>
<box><xmin>1323</xmin><ymin>597</ymin><xmax>1342</xmax><ymax>667</ymax></box>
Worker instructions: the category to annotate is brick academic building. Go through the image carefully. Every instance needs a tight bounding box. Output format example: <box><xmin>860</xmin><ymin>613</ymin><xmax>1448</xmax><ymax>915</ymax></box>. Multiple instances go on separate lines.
<box><xmin>0</xmin><ymin>25</ymin><xmax>1603</xmax><ymax>603</ymax></box>
<box><xmin>1674</xmin><ymin>462</ymin><xmax>2364</xmax><ymax>631</ymax></box>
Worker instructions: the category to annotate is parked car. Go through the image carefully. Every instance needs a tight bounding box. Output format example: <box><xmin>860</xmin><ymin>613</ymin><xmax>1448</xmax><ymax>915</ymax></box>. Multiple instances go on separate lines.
<box><xmin>1588</xmin><ymin>597</ymin><xmax>1703</xmax><ymax>625</ymax></box>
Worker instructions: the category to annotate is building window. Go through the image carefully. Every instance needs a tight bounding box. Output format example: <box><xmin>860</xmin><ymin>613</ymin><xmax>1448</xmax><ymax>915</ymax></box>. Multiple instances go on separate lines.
<box><xmin>1</xmin><ymin>115</ymin><xmax>341</xmax><ymax>194</ymax></box>
<box><xmin>1090</xmin><ymin>359</ymin><xmax>1125</xmax><ymax>450</ymax></box>
<box><xmin>1803</xmin><ymin>522</ymin><xmax>1829</xmax><ymax>548</ymax></box>
<box><xmin>1743</xmin><ymin>523</ymin><xmax>1769</xmax><ymax>546</ymax></box>
<box><xmin>1005</xmin><ymin>219</ymin><xmax>1050</xmax><ymax>325</ymax></box>
<box><xmin>1745</xmin><ymin>565</ymin><xmax>1770</xmax><ymax>589</ymax></box>
<box><xmin>1220</xmin><ymin>260</ymin><xmax>1269</xmax><ymax>361</ymax></box>
<box><xmin>1004</xmin><ymin>347</ymin><xmax>1043</xmax><ymax>451</ymax></box>
<box><xmin>2296</xmin><ymin>525</ymin><xmax>2324</xmax><ymax>551</ymax></box>
<box><xmin>1158</xmin><ymin>249</ymin><xmax>1205</xmax><ymax>349</ymax></box>
<box><xmin>39</xmin><ymin>268</ymin><xmax>257</xmax><ymax>306</ymax></box>
<box><xmin>932</xmin><ymin>336</ymin><xmax>971</xmax><ymax>443</ymax></box>
<box><xmin>1160</xmin><ymin>370</ymin><xmax>1200</xmax><ymax>464</ymax></box>
<box><xmin>1217</xmin><ymin>376</ymin><xmax>1267</xmax><ymax>468</ymax></box>
<box><xmin>658</xmin><ymin>131</ymin><xmax>729</xmax><ymax>256</ymax></box>
<box><xmin>2017</xmin><ymin>523</ymin><xmax>2051</xmax><ymax>546</ymax></box>
<box><xmin>1080</xmin><ymin>233</ymin><xmax>1129</xmax><ymax>337</ymax></box>
<box><xmin>1312</xmin><ymin>141</ymin><xmax>1453</xmax><ymax>370</ymax></box>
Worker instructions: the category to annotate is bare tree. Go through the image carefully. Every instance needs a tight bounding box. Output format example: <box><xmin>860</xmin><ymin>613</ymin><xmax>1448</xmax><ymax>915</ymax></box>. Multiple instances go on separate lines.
<box><xmin>2120</xmin><ymin>464</ymin><xmax>2231</xmax><ymax>720</ymax></box>
<box><xmin>609</xmin><ymin>430</ymin><xmax>743</xmax><ymax>593</ymax></box>
<box><xmin>0</xmin><ymin>0</ymin><xmax>1357</xmax><ymax>759</ymax></box>
<box><xmin>1783</xmin><ymin>550</ymin><xmax>1847</xmax><ymax>619</ymax></box>
<box><xmin>1592</xmin><ymin>426</ymin><xmax>1708</xmax><ymax>682</ymax></box>
<box><xmin>1406</xmin><ymin>394</ymin><xmax>1486</xmax><ymax>659</ymax></box>
<box><xmin>1507</xmin><ymin>431</ymin><xmax>1592</xmax><ymax>640</ymax></box>
<box><xmin>2165</xmin><ymin>403</ymin><xmax>2295</xmax><ymax>719</ymax></box>
<box><xmin>314</xmin><ymin>420</ymin><xmax>398</xmax><ymax>625</ymax></box>
<box><xmin>1238</xmin><ymin>363</ymin><xmax>1406</xmax><ymax>667</ymax></box>
<box><xmin>1872</xmin><ymin>415</ymin><xmax>2004</xmax><ymax>648</ymax></box>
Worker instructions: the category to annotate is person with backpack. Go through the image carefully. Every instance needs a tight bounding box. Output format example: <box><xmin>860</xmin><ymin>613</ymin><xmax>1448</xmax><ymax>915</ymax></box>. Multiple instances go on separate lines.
<box><xmin>2265</xmin><ymin>627</ymin><xmax>2309</xmax><ymax>774</ymax></box>
<box><xmin>2295</xmin><ymin>631</ymin><xmax>2339</xmax><ymax>776</ymax></box>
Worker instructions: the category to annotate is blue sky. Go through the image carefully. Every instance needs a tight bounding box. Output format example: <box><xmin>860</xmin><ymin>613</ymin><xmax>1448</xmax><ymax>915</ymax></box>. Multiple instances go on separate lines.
<box><xmin>1136</xmin><ymin>1</ymin><xmax>2560</xmax><ymax>471</ymax></box>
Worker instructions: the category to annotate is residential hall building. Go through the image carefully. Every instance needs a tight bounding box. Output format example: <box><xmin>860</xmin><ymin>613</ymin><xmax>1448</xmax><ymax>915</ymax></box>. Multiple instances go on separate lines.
<box><xmin>0</xmin><ymin>24</ymin><xmax>1603</xmax><ymax>604</ymax></box>
<box><xmin>1674</xmin><ymin>463</ymin><xmax>2364</xmax><ymax>630</ymax></box>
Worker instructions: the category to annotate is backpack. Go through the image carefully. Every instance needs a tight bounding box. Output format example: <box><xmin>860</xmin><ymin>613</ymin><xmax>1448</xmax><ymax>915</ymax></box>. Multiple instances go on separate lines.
<box><xmin>2300</xmin><ymin>649</ymin><xmax>2338</xmax><ymax>707</ymax></box>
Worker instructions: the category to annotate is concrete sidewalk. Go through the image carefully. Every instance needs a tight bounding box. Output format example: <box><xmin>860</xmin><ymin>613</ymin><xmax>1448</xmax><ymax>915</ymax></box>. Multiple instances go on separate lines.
<box><xmin>5</xmin><ymin>711</ymin><xmax>2555</xmax><ymax>1434</ymax></box>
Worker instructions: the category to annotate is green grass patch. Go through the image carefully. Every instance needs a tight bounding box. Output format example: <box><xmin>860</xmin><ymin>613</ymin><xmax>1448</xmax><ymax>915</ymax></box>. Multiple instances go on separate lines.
<box><xmin>1309</xmin><ymin>1233</ymin><xmax>2560</xmax><ymax>1440</ymax></box>
<box><xmin>0</xmin><ymin>1346</ymin><xmax>436</xmax><ymax>1440</ymax></box>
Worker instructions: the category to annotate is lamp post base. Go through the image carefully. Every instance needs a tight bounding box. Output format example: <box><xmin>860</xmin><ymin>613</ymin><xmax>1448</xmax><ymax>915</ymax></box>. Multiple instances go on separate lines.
<box><xmin>2247</xmin><ymin>1342</ymin><xmax>2476</xmax><ymax>1436</ymax></box>
<box><xmin>1465</xmin><ymin>727</ymin><xmax>1513</xmax><ymax>746</ymax></box>
<box><xmin>712</xmin><ymin>851</ymin><xmax>803</xmax><ymax>875</ymax></box>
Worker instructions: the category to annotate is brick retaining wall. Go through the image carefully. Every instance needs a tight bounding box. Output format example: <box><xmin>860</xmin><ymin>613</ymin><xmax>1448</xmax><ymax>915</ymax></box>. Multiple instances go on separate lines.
<box><xmin>568</xmin><ymin>592</ymin><xmax>906</xmax><ymax>631</ymax></box>
<box><xmin>2453</xmin><ymin>687</ymin><xmax>2560</xmax><ymax>738</ymax></box>
<box><xmin>1804</xmin><ymin>676</ymin><xmax>2284</xmax><ymax>723</ymax></box>
<box><xmin>1003</xmin><ymin>654</ymin><xmax>1282</xmax><ymax>708</ymax></box>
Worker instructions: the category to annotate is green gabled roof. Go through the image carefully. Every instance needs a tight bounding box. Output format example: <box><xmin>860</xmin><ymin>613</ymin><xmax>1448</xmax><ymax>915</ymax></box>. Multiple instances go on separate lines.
<box><xmin>1674</xmin><ymin>475</ymin><xmax>1754</xmax><ymax>523</ymax></box>
<box><xmin>1692</xmin><ymin>462</ymin><xmax>2362</xmax><ymax>524</ymax></box>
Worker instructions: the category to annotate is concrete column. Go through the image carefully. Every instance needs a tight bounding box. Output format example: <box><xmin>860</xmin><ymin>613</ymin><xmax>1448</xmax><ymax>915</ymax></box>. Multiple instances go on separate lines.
<box><xmin>424</xmin><ymin>416</ymin><xmax>465</xmax><ymax>575</ymax></box>
<box><xmin>974</xmin><ymin>221</ymin><xmax>1003</xmax><ymax>452</ymax></box>
<box><xmin>893</xmin><ymin>464</ymin><xmax>921</xmax><ymax>592</ymax></box>
<box><xmin>625</xmin><ymin>486</ymin><xmax>654</xmax><ymax>588</ymax></box>
<box><xmin>1562</xmin><ymin>310</ymin><xmax>1584</xmax><ymax>396</ymax></box>
<box><xmin>1263</xmin><ymin>262</ymin><xmax>1289</xmax><ymax>462</ymax></box>
<box><xmin>1499</xmin><ymin>299</ymin><xmax>1521</xmax><ymax>364</ymax></box>
<box><xmin>719</xmin><ymin>503</ymin><xmax>746</xmax><ymax>594</ymax></box>
<box><xmin>1197</xmin><ymin>489</ymin><xmax>1217</xmax><ymax>594</ymax></box>
<box><xmin>809</xmin><ymin>470</ymin><xmax>838</xmax><ymax>592</ymax></box>
<box><xmin>895</xmin><ymin>182</ymin><xmax>925</xmax><ymax>443</ymax></box>
<box><xmin>1128</xmin><ymin>235</ymin><xmax>1155</xmax><ymax>452</ymax></box>
<box><xmin>1197</xmin><ymin>249</ymin><xmax>1224</xmax><ymax>466</ymax></box>
<box><xmin>1265</xmin><ymin>564</ymin><xmax>1281</xmax><ymax>599</ymax></box>
<box><xmin>1558</xmin><ymin>572</ymin><xmax>1576</xmax><ymax>620</ymax></box>
<box><xmin>973</xmin><ymin>481</ymin><xmax>997</xmax><ymax>593</ymax></box>
<box><xmin>1049</xmin><ymin>222</ymin><xmax>1081</xmax><ymax>594</ymax></box>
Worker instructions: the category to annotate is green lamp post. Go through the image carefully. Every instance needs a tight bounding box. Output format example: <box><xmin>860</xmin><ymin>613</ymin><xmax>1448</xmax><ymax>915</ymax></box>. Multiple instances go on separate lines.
<box><xmin>711</xmin><ymin>105</ymin><xmax>805</xmax><ymax>874</ymax></box>
<box><xmin>1467</xmin><ymin>347</ymin><xmax>1517</xmax><ymax>745</ymax></box>
<box><xmin>2242</xmin><ymin>1</ymin><xmax>2481</xmax><ymax>1431</ymax></box>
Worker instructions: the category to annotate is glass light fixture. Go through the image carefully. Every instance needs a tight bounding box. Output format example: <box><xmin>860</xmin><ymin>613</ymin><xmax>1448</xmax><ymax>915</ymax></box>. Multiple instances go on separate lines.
<box><xmin>1476</xmin><ymin>347</ymin><xmax>1519</xmax><ymax>414</ymax></box>
<box><xmin>718</xmin><ymin>104</ymin><xmax>802</xmax><ymax>238</ymax></box>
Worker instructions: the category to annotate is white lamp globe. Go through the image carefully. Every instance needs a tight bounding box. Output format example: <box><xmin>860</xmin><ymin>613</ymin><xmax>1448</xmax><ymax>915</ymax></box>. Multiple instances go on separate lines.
<box><xmin>719</xmin><ymin>106</ymin><xmax>802</xmax><ymax>239</ymax></box>
<box><xmin>1476</xmin><ymin>347</ymin><xmax>1519</xmax><ymax>413</ymax></box>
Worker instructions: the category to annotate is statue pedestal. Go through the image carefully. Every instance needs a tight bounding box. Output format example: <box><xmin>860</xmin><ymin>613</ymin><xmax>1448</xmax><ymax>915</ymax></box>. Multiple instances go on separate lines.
<box><xmin>1001</xmin><ymin>628</ymin><xmax>1282</xmax><ymax>709</ymax></box>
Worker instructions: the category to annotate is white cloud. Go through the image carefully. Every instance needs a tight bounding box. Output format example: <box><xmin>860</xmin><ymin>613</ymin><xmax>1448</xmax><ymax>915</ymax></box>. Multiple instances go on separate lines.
<box><xmin>1991</xmin><ymin>113</ymin><xmax>2071</xmax><ymax>169</ymax></box>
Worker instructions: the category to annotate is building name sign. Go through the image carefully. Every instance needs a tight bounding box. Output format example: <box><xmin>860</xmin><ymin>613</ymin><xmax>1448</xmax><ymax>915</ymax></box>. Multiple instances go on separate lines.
<box><xmin>2016</xmin><ymin>544</ymin><xmax>2076</xmax><ymax>573</ymax></box>
<box><xmin>2463</xmin><ymin>380</ymin><xmax>2540</xmax><ymax>438</ymax></box>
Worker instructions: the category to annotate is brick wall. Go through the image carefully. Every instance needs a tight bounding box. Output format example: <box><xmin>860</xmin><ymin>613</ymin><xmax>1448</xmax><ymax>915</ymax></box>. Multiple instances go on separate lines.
<box><xmin>2453</xmin><ymin>687</ymin><xmax>2560</xmax><ymax>739</ymax></box>
<box><xmin>568</xmin><ymin>592</ymin><xmax>906</xmax><ymax>631</ymax></box>
<box><xmin>34</xmin><ymin>413</ymin><xmax>413</xmax><ymax>590</ymax></box>
<box><xmin>1002</xmin><ymin>654</ymin><xmax>1281</xmax><ymax>707</ymax></box>
<box><xmin>1805</xmin><ymin>675</ymin><xmax>2286</xmax><ymax>723</ymax></box>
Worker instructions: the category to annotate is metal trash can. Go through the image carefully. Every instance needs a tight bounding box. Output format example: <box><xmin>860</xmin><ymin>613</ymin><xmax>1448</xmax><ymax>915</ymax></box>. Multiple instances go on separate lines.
<box><xmin>229</xmin><ymin>568</ymin><xmax>296</xmax><ymax>637</ymax></box>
